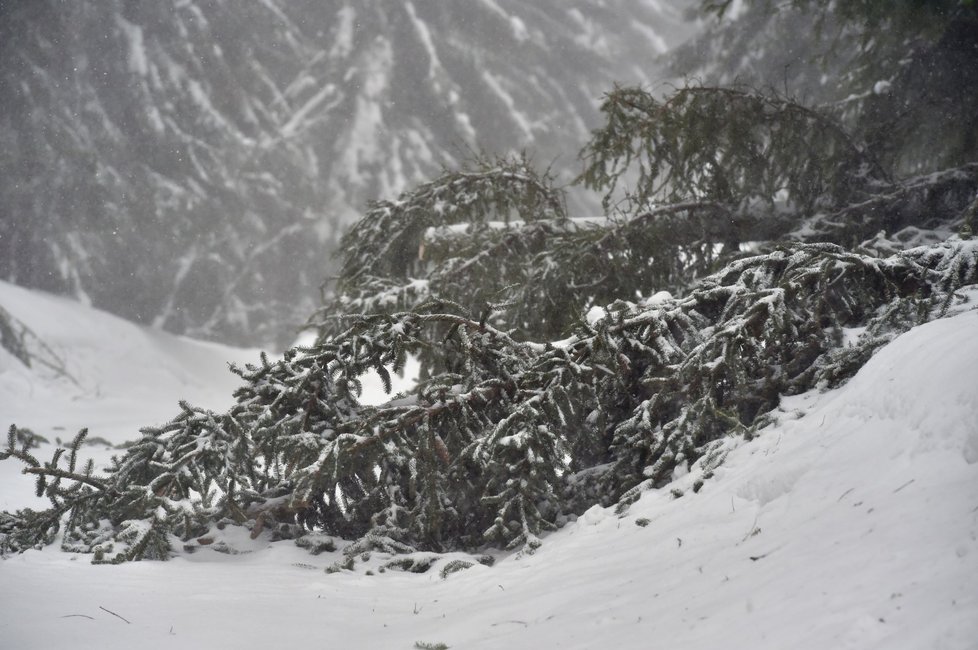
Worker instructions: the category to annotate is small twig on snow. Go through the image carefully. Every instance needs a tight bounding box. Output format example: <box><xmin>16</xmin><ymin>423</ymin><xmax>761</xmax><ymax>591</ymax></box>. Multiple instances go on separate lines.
<box><xmin>893</xmin><ymin>479</ymin><xmax>915</xmax><ymax>493</ymax></box>
<box><xmin>99</xmin><ymin>606</ymin><xmax>131</xmax><ymax>624</ymax></box>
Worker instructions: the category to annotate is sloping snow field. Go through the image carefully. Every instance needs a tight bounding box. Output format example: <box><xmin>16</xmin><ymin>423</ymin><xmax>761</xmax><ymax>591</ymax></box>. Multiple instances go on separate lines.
<box><xmin>1</xmin><ymin>281</ymin><xmax>976</xmax><ymax>649</ymax></box>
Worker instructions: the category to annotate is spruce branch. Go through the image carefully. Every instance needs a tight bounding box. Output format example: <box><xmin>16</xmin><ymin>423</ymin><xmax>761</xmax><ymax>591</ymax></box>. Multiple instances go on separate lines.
<box><xmin>22</xmin><ymin>466</ymin><xmax>107</xmax><ymax>492</ymax></box>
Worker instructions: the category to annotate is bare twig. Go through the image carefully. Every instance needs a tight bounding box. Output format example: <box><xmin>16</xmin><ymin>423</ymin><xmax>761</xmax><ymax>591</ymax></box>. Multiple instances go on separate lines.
<box><xmin>893</xmin><ymin>479</ymin><xmax>915</xmax><ymax>493</ymax></box>
<box><xmin>23</xmin><ymin>466</ymin><xmax>107</xmax><ymax>492</ymax></box>
<box><xmin>100</xmin><ymin>606</ymin><xmax>131</xmax><ymax>624</ymax></box>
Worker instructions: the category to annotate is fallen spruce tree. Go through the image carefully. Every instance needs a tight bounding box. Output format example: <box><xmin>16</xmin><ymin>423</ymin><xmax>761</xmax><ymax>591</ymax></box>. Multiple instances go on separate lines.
<box><xmin>2</xmin><ymin>236</ymin><xmax>976</xmax><ymax>563</ymax></box>
<box><xmin>3</xmin><ymin>79</ymin><xmax>977</xmax><ymax>565</ymax></box>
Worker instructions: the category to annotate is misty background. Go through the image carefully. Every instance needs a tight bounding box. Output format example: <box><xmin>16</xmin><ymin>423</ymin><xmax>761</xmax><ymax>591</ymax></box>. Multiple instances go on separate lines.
<box><xmin>0</xmin><ymin>0</ymin><xmax>700</xmax><ymax>349</ymax></box>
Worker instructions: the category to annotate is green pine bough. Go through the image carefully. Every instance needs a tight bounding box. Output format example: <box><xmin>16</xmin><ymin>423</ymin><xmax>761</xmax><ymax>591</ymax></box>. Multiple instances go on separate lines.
<box><xmin>2</xmin><ymin>82</ymin><xmax>977</xmax><ymax>564</ymax></box>
<box><xmin>3</xmin><ymin>239</ymin><xmax>976</xmax><ymax>562</ymax></box>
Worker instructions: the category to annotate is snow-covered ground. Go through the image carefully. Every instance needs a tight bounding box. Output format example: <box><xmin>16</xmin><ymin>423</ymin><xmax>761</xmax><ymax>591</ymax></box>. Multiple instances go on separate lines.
<box><xmin>1</xmin><ymin>281</ymin><xmax>976</xmax><ymax>649</ymax></box>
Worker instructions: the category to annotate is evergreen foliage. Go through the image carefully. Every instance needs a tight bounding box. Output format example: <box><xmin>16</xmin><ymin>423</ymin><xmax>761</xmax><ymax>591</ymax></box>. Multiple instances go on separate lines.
<box><xmin>672</xmin><ymin>0</ymin><xmax>978</xmax><ymax>175</ymax></box>
<box><xmin>2</xmin><ymin>2</ymin><xmax>977</xmax><ymax>565</ymax></box>
<box><xmin>580</xmin><ymin>85</ymin><xmax>887</xmax><ymax>214</ymax></box>
<box><xmin>3</xmin><ymin>238</ymin><xmax>976</xmax><ymax>560</ymax></box>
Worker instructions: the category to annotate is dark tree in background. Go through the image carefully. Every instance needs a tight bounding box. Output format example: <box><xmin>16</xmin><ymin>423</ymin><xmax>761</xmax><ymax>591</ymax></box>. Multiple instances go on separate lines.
<box><xmin>671</xmin><ymin>0</ymin><xmax>978</xmax><ymax>176</ymax></box>
<box><xmin>0</xmin><ymin>0</ymin><xmax>694</xmax><ymax>348</ymax></box>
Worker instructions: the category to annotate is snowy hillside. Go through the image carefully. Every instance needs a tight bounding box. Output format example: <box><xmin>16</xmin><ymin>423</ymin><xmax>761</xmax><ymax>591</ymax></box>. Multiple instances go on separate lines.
<box><xmin>0</xmin><ymin>280</ymin><xmax>262</xmax><ymax>512</ymax></box>
<box><xmin>1</xmin><ymin>278</ymin><xmax>976</xmax><ymax>647</ymax></box>
<box><xmin>0</xmin><ymin>0</ymin><xmax>696</xmax><ymax>347</ymax></box>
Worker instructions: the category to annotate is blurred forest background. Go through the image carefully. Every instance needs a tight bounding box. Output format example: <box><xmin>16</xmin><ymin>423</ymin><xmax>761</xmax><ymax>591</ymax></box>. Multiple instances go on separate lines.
<box><xmin>0</xmin><ymin>0</ymin><xmax>696</xmax><ymax>348</ymax></box>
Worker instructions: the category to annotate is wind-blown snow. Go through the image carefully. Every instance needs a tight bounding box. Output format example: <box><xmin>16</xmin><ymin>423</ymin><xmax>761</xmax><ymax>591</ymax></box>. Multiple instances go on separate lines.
<box><xmin>116</xmin><ymin>16</ymin><xmax>149</xmax><ymax>77</ymax></box>
<box><xmin>279</xmin><ymin>82</ymin><xmax>340</xmax><ymax>139</ymax></box>
<box><xmin>481</xmin><ymin>70</ymin><xmax>534</xmax><ymax>139</ymax></box>
<box><xmin>0</xmin><ymin>284</ymin><xmax>975</xmax><ymax>649</ymax></box>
